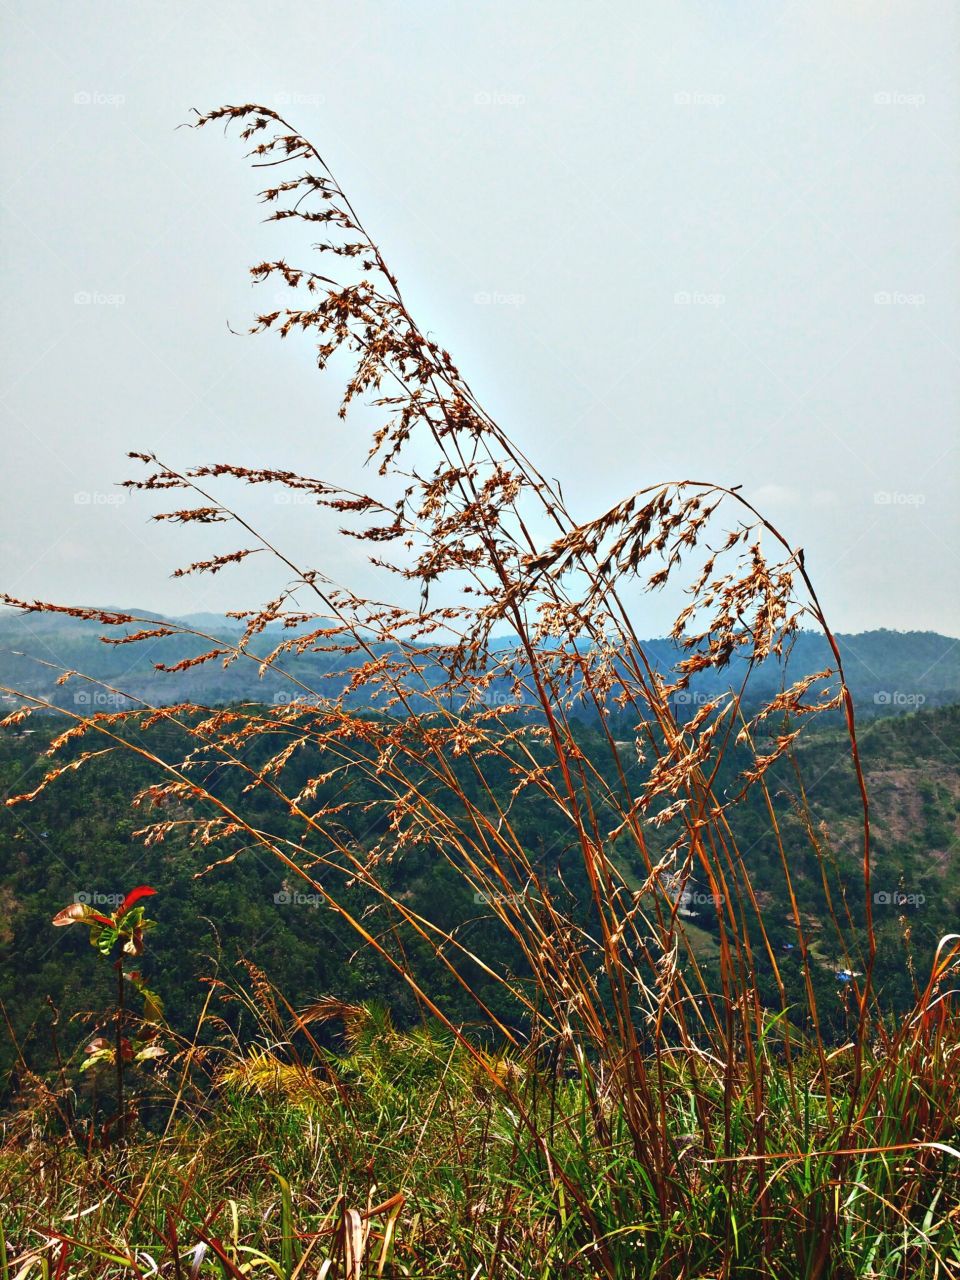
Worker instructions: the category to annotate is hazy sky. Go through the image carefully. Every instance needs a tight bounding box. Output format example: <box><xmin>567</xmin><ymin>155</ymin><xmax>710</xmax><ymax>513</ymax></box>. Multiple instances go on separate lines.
<box><xmin>1</xmin><ymin>0</ymin><xmax>957</xmax><ymax>636</ymax></box>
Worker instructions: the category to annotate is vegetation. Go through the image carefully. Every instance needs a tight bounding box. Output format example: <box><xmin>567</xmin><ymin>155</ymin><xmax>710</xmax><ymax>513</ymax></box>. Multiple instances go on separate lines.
<box><xmin>2</xmin><ymin>613</ymin><xmax>958</xmax><ymax>721</ymax></box>
<box><xmin>2</xmin><ymin>706</ymin><xmax>959</xmax><ymax>1090</ymax></box>
<box><xmin>1</xmin><ymin>103</ymin><xmax>959</xmax><ymax>1276</ymax></box>
<box><xmin>5</xmin><ymin>971</ymin><xmax>960</xmax><ymax>1278</ymax></box>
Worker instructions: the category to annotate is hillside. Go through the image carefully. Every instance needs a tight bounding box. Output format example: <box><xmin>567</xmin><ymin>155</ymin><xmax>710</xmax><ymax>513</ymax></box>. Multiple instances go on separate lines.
<box><xmin>1</xmin><ymin>609</ymin><xmax>957</xmax><ymax>721</ymax></box>
<box><xmin>3</xmin><ymin>701</ymin><xmax>958</xmax><ymax>1093</ymax></box>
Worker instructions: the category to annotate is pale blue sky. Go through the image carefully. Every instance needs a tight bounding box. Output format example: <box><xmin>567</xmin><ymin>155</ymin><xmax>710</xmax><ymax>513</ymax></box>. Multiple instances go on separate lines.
<box><xmin>1</xmin><ymin>0</ymin><xmax>957</xmax><ymax>634</ymax></box>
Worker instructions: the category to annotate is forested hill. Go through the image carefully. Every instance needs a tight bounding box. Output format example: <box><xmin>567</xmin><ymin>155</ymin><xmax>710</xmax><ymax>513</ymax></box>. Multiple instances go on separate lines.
<box><xmin>0</xmin><ymin>609</ymin><xmax>956</xmax><ymax>720</ymax></box>
<box><xmin>1</xmin><ymin>701</ymin><xmax>958</xmax><ymax>1092</ymax></box>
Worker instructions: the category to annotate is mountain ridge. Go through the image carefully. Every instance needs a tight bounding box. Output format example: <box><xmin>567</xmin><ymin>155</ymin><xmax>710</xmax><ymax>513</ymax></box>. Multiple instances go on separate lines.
<box><xmin>0</xmin><ymin>607</ymin><xmax>957</xmax><ymax>720</ymax></box>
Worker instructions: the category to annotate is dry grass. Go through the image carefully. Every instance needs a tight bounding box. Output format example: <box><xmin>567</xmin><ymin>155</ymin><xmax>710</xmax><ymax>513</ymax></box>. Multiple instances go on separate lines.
<box><xmin>2</xmin><ymin>102</ymin><xmax>960</xmax><ymax>1277</ymax></box>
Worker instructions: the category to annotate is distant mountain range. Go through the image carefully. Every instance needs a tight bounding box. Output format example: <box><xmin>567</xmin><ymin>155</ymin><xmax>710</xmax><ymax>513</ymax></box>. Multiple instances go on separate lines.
<box><xmin>0</xmin><ymin>608</ymin><xmax>957</xmax><ymax>721</ymax></box>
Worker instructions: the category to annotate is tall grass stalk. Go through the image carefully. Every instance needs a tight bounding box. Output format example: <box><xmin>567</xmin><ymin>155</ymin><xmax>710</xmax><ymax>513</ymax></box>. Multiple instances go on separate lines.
<box><xmin>3</xmin><ymin>103</ymin><xmax>960</xmax><ymax>1277</ymax></box>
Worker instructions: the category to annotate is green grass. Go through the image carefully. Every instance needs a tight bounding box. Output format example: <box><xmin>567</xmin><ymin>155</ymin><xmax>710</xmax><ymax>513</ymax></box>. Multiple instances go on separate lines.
<box><xmin>3</xmin><ymin>996</ymin><xmax>960</xmax><ymax>1279</ymax></box>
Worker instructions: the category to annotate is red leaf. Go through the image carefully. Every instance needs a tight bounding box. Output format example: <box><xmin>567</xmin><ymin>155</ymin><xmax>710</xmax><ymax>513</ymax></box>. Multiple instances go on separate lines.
<box><xmin>53</xmin><ymin>1240</ymin><xmax>70</xmax><ymax>1280</ymax></box>
<box><xmin>118</xmin><ymin>885</ymin><xmax>157</xmax><ymax>916</ymax></box>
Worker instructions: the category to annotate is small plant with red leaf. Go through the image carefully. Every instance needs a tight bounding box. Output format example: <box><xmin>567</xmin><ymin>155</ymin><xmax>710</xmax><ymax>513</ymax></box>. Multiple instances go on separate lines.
<box><xmin>51</xmin><ymin>885</ymin><xmax>166</xmax><ymax>1141</ymax></box>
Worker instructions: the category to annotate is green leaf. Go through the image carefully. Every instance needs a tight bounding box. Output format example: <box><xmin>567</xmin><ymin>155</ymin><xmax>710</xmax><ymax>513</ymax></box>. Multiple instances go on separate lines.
<box><xmin>133</xmin><ymin>1043</ymin><xmax>167</xmax><ymax>1063</ymax></box>
<box><xmin>80</xmin><ymin>1047</ymin><xmax>115</xmax><ymax>1072</ymax></box>
<box><xmin>141</xmin><ymin>987</ymin><xmax>165</xmax><ymax>1022</ymax></box>
<box><xmin>95</xmin><ymin>925</ymin><xmax>119</xmax><ymax>955</ymax></box>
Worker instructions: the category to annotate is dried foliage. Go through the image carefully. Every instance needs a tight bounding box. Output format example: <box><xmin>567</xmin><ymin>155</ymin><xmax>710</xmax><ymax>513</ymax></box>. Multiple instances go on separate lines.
<box><xmin>6</xmin><ymin>103</ymin><xmax>957</xmax><ymax>1277</ymax></box>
